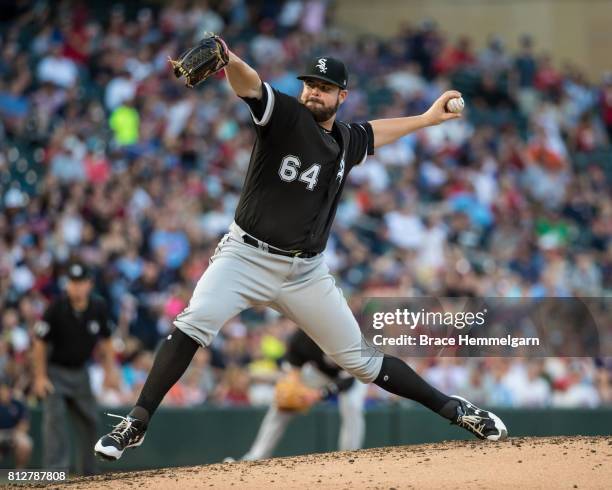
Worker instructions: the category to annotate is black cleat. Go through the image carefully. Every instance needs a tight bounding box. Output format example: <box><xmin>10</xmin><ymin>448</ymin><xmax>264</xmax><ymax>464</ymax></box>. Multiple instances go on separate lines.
<box><xmin>94</xmin><ymin>414</ymin><xmax>147</xmax><ymax>461</ymax></box>
<box><xmin>450</xmin><ymin>395</ymin><xmax>508</xmax><ymax>441</ymax></box>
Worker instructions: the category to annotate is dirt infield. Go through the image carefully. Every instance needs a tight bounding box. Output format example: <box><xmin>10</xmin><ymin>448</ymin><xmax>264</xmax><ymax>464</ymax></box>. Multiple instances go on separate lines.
<box><xmin>19</xmin><ymin>436</ymin><xmax>612</xmax><ymax>489</ymax></box>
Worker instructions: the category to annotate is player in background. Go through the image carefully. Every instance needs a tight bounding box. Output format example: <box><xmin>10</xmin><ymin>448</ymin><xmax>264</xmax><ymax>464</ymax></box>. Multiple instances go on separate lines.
<box><xmin>238</xmin><ymin>329</ymin><xmax>367</xmax><ymax>461</ymax></box>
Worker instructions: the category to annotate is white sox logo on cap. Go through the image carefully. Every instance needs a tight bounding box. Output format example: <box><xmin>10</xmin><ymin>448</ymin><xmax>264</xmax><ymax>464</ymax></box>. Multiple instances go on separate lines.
<box><xmin>316</xmin><ymin>58</ymin><xmax>327</xmax><ymax>73</ymax></box>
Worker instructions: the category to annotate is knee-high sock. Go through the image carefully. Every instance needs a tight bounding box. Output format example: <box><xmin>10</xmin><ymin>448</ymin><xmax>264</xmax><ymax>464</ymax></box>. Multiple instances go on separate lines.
<box><xmin>374</xmin><ymin>355</ymin><xmax>459</xmax><ymax>420</ymax></box>
<box><xmin>129</xmin><ymin>328</ymin><xmax>199</xmax><ymax>424</ymax></box>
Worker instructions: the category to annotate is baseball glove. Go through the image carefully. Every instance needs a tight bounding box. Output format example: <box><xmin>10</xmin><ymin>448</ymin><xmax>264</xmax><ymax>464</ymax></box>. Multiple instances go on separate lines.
<box><xmin>275</xmin><ymin>374</ymin><xmax>321</xmax><ymax>412</ymax></box>
<box><xmin>169</xmin><ymin>33</ymin><xmax>229</xmax><ymax>88</ymax></box>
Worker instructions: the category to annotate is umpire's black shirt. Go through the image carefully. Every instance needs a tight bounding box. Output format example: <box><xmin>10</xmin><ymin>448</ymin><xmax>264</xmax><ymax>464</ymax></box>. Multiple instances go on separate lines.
<box><xmin>237</xmin><ymin>82</ymin><xmax>375</xmax><ymax>253</ymax></box>
<box><xmin>35</xmin><ymin>295</ymin><xmax>111</xmax><ymax>369</ymax></box>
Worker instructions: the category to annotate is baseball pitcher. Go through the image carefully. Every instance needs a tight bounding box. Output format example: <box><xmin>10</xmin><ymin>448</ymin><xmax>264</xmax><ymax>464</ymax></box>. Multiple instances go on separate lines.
<box><xmin>95</xmin><ymin>34</ymin><xmax>507</xmax><ymax>461</ymax></box>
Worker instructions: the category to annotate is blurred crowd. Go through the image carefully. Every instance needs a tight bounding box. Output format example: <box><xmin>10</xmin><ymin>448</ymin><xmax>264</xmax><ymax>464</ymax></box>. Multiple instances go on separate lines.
<box><xmin>0</xmin><ymin>0</ymin><xmax>610</xmax><ymax>416</ymax></box>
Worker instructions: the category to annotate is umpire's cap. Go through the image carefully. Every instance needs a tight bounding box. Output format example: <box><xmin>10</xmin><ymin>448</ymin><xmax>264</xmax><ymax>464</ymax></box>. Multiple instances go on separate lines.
<box><xmin>297</xmin><ymin>56</ymin><xmax>348</xmax><ymax>90</ymax></box>
<box><xmin>67</xmin><ymin>261</ymin><xmax>91</xmax><ymax>281</ymax></box>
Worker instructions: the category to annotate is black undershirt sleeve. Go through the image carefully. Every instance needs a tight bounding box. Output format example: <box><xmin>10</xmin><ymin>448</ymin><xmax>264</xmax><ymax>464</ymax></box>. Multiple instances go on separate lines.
<box><xmin>285</xmin><ymin>330</ymin><xmax>308</xmax><ymax>368</ymax></box>
<box><xmin>320</xmin><ymin>376</ymin><xmax>356</xmax><ymax>399</ymax></box>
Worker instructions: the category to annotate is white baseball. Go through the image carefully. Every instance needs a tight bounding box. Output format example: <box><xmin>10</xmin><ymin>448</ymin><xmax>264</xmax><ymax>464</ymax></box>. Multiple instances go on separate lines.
<box><xmin>446</xmin><ymin>96</ymin><xmax>465</xmax><ymax>114</ymax></box>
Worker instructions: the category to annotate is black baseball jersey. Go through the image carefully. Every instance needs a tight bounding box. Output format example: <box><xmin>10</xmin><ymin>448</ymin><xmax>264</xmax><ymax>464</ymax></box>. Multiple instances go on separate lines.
<box><xmin>35</xmin><ymin>295</ymin><xmax>111</xmax><ymax>368</ymax></box>
<box><xmin>286</xmin><ymin>329</ymin><xmax>355</xmax><ymax>396</ymax></box>
<box><xmin>236</xmin><ymin>82</ymin><xmax>375</xmax><ymax>253</ymax></box>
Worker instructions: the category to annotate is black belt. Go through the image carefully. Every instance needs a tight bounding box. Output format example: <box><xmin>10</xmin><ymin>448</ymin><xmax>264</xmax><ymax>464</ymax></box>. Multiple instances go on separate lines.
<box><xmin>241</xmin><ymin>234</ymin><xmax>317</xmax><ymax>258</ymax></box>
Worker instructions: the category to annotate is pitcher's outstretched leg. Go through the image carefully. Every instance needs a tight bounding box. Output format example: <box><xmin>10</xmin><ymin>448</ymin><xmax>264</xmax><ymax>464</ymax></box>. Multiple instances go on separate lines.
<box><xmin>94</xmin><ymin>329</ymin><xmax>198</xmax><ymax>460</ymax></box>
<box><xmin>374</xmin><ymin>355</ymin><xmax>508</xmax><ymax>441</ymax></box>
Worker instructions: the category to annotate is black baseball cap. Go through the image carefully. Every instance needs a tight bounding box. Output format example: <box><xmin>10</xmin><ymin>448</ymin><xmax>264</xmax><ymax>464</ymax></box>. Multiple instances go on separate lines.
<box><xmin>297</xmin><ymin>56</ymin><xmax>348</xmax><ymax>90</ymax></box>
<box><xmin>67</xmin><ymin>261</ymin><xmax>91</xmax><ymax>281</ymax></box>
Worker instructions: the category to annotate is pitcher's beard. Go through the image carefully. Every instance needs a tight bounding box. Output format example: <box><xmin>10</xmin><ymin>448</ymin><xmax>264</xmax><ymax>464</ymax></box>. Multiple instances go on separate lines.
<box><xmin>303</xmin><ymin>98</ymin><xmax>340</xmax><ymax>122</ymax></box>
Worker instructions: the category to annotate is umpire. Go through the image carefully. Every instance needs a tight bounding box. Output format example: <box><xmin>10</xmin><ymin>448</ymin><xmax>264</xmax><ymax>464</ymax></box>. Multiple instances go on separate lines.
<box><xmin>32</xmin><ymin>262</ymin><xmax>114</xmax><ymax>475</ymax></box>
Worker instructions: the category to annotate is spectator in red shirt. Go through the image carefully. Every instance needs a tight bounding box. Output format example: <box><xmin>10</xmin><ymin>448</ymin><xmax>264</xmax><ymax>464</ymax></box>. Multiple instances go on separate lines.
<box><xmin>535</xmin><ymin>54</ymin><xmax>562</xmax><ymax>95</ymax></box>
<box><xmin>434</xmin><ymin>35</ymin><xmax>476</xmax><ymax>75</ymax></box>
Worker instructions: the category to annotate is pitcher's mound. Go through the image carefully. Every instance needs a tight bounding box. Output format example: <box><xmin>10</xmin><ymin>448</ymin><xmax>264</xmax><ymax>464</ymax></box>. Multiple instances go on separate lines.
<box><xmin>35</xmin><ymin>436</ymin><xmax>612</xmax><ymax>489</ymax></box>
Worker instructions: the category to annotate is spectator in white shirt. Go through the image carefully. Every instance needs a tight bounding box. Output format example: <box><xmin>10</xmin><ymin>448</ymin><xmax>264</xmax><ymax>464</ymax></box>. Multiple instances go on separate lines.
<box><xmin>37</xmin><ymin>44</ymin><xmax>78</xmax><ymax>89</ymax></box>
